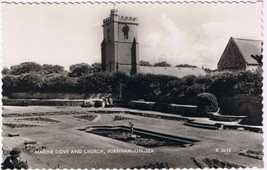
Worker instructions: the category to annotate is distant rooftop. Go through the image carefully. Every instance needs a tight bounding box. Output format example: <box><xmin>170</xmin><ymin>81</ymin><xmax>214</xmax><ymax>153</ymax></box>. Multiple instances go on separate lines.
<box><xmin>140</xmin><ymin>66</ymin><xmax>206</xmax><ymax>78</ymax></box>
<box><xmin>232</xmin><ymin>37</ymin><xmax>262</xmax><ymax>65</ymax></box>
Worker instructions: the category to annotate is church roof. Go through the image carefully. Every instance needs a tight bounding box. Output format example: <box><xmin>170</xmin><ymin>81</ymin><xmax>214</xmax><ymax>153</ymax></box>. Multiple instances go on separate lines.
<box><xmin>140</xmin><ymin>66</ymin><xmax>206</xmax><ymax>78</ymax></box>
<box><xmin>232</xmin><ymin>37</ymin><xmax>262</xmax><ymax>65</ymax></box>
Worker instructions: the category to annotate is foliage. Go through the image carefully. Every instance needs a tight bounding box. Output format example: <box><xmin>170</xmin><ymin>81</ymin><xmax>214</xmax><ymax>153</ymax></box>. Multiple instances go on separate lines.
<box><xmin>17</xmin><ymin>73</ymin><xmax>44</xmax><ymax>92</ymax></box>
<box><xmin>69</xmin><ymin>63</ymin><xmax>92</xmax><ymax>77</ymax></box>
<box><xmin>175</xmin><ymin>64</ymin><xmax>197</xmax><ymax>68</ymax></box>
<box><xmin>78</xmin><ymin>72</ymin><xmax>112</xmax><ymax>93</ymax></box>
<box><xmin>182</xmin><ymin>75</ymin><xmax>196</xmax><ymax>86</ymax></box>
<box><xmin>43</xmin><ymin>74</ymin><xmax>78</xmax><ymax>92</ymax></box>
<box><xmin>154</xmin><ymin>61</ymin><xmax>171</xmax><ymax>67</ymax></box>
<box><xmin>10</xmin><ymin>62</ymin><xmax>42</xmax><ymax>75</ymax></box>
<box><xmin>203</xmin><ymin>68</ymin><xmax>212</xmax><ymax>74</ymax></box>
<box><xmin>196</xmin><ymin>93</ymin><xmax>218</xmax><ymax>113</ymax></box>
<box><xmin>109</xmin><ymin>72</ymin><xmax>129</xmax><ymax>93</ymax></box>
<box><xmin>2</xmin><ymin>75</ymin><xmax>18</xmax><ymax>95</ymax></box>
<box><xmin>91</xmin><ymin>62</ymin><xmax>102</xmax><ymax>73</ymax></box>
<box><xmin>2</xmin><ymin>62</ymin><xmax>263</xmax><ymax>102</ymax></box>
<box><xmin>209</xmin><ymin>70</ymin><xmax>262</xmax><ymax>97</ymax></box>
<box><xmin>124</xmin><ymin>73</ymin><xmax>178</xmax><ymax>100</ymax></box>
<box><xmin>140</xmin><ymin>60</ymin><xmax>152</xmax><ymax>66</ymax></box>
<box><xmin>42</xmin><ymin>64</ymin><xmax>65</xmax><ymax>74</ymax></box>
<box><xmin>2</xmin><ymin>67</ymin><xmax>11</xmax><ymax>75</ymax></box>
<box><xmin>184</xmin><ymin>84</ymin><xmax>207</xmax><ymax>97</ymax></box>
<box><xmin>5</xmin><ymin>62</ymin><xmax>66</xmax><ymax>75</ymax></box>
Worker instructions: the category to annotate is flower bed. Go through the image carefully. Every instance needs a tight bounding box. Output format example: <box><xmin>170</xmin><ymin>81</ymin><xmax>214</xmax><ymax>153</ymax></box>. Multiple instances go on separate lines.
<box><xmin>192</xmin><ymin>157</ymin><xmax>246</xmax><ymax>168</ymax></box>
<box><xmin>239</xmin><ymin>149</ymin><xmax>263</xmax><ymax>160</ymax></box>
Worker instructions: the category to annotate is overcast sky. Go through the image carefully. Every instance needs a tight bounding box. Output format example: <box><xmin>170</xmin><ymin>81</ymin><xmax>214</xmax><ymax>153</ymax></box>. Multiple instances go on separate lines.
<box><xmin>2</xmin><ymin>2</ymin><xmax>262</xmax><ymax>69</ymax></box>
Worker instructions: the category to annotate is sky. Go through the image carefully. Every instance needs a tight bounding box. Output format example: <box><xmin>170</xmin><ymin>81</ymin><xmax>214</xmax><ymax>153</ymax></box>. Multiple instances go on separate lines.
<box><xmin>2</xmin><ymin>2</ymin><xmax>263</xmax><ymax>69</ymax></box>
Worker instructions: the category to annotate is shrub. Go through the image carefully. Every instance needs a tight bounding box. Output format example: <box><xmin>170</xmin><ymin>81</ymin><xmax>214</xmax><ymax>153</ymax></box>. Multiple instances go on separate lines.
<box><xmin>69</xmin><ymin>63</ymin><xmax>92</xmax><ymax>77</ymax></box>
<box><xmin>42</xmin><ymin>64</ymin><xmax>65</xmax><ymax>74</ymax></box>
<box><xmin>78</xmin><ymin>72</ymin><xmax>112</xmax><ymax>93</ymax></box>
<box><xmin>10</xmin><ymin>62</ymin><xmax>42</xmax><ymax>75</ymax></box>
<box><xmin>2</xmin><ymin>75</ymin><xmax>19</xmax><ymax>95</ymax></box>
<box><xmin>196</xmin><ymin>93</ymin><xmax>218</xmax><ymax>113</ymax></box>
<box><xmin>17</xmin><ymin>73</ymin><xmax>44</xmax><ymax>92</ymax></box>
<box><xmin>182</xmin><ymin>75</ymin><xmax>196</xmax><ymax>86</ymax></box>
<box><xmin>154</xmin><ymin>61</ymin><xmax>171</xmax><ymax>67</ymax></box>
<box><xmin>239</xmin><ymin>116</ymin><xmax>263</xmax><ymax>126</ymax></box>
<box><xmin>184</xmin><ymin>84</ymin><xmax>207</xmax><ymax>97</ymax></box>
<box><xmin>43</xmin><ymin>74</ymin><xmax>78</xmax><ymax>92</ymax></box>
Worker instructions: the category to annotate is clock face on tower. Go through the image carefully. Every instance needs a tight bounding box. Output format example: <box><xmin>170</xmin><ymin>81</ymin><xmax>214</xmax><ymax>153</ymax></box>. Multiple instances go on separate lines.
<box><xmin>122</xmin><ymin>25</ymin><xmax>129</xmax><ymax>39</ymax></box>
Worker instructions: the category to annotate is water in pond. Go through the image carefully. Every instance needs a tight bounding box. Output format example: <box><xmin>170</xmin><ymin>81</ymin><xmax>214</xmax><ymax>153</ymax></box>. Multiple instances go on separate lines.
<box><xmin>88</xmin><ymin>129</ymin><xmax>188</xmax><ymax>148</ymax></box>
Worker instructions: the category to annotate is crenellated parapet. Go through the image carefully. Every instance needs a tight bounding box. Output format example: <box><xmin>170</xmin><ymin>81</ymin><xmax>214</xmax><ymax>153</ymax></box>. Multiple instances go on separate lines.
<box><xmin>103</xmin><ymin>15</ymin><xmax>138</xmax><ymax>25</ymax></box>
<box><xmin>119</xmin><ymin>15</ymin><xmax>138</xmax><ymax>23</ymax></box>
<box><xmin>103</xmin><ymin>17</ymin><xmax>111</xmax><ymax>24</ymax></box>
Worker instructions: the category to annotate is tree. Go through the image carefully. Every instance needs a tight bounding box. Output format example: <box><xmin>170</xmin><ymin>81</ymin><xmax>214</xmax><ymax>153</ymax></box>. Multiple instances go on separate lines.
<box><xmin>175</xmin><ymin>64</ymin><xmax>197</xmax><ymax>68</ymax></box>
<box><xmin>2</xmin><ymin>75</ymin><xmax>18</xmax><ymax>95</ymax></box>
<box><xmin>43</xmin><ymin>74</ymin><xmax>78</xmax><ymax>92</ymax></box>
<box><xmin>154</xmin><ymin>61</ymin><xmax>171</xmax><ymax>67</ymax></box>
<box><xmin>69</xmin><ymin>63</ymin><xmax>92</xmax><ymax>77</ymax></box>
<box><xmin>182</xmin><ymin>75</ymin><xmax>196</xmax><ymax>86</ymax></box>
<box><xmin>17</xmin><ymin>73</ymin><xmax>44</xmax><ymax>92</ymax></box>
<box><xmin>10</xmin><ymin>62</ymin><xmax>42</xmax><ymax>75</ymax></box>
<box><xmin>2</xmin><ymin>67</ymin><xmax>11</xmax><ymax>75</ymax></box>
<box><xmin>110</xmin><ymin>72</ymin><xmax>129</xmax><ymax>93</ymax></box>
<box><xmin>140</xmin><ymin>60</ymin><xmax>152</xmax><ymax>66</ymax></box>
<box><xmin>91</xmin><ymin>62</ymin><xmax>101</xmax><ymax>73</ymax></box>
<box><xmin>42</xmin><ymin>64</ymin><xmax>65</xmax><ymax>74</ymax></box>
<box><xmin>78</xmin><ymin>72</ymin><xmax>112</xmax><ymax>93</ymax></box>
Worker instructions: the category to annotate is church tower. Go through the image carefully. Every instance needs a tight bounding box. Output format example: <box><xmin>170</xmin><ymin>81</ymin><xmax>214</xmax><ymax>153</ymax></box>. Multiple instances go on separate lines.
<box><xmin>101</xmin><ymin>9</ymin><xmax>140</xmax><ymax>75</ymax></box>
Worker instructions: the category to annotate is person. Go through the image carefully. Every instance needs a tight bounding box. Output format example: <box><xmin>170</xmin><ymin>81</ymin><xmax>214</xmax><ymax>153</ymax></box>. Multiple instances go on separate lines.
<box><xmin>107</xmin><ymin>95</ymin><xmax>114</xmax><ymax>107</ymax></box>
<box><xmin>129</xmin><ymin>122</ymin><xmax>134</xmax><ymax>135</ymax></box>
<box><xmin>2</xmin><ymin>147</ymin><xmax>28</xmax><ymax>169</ymax></box>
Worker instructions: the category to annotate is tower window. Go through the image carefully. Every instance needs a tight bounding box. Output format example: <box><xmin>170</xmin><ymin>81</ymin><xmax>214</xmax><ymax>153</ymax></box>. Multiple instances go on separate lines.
<box><xmin>107</xmin><ymin>28</ymin><xmax>111</xmax><ymax>41</ymax></box>
<box><xmin>122</xmin><ymin>25</ymin><xmax>129</xmax><ymax>39</ymax></box>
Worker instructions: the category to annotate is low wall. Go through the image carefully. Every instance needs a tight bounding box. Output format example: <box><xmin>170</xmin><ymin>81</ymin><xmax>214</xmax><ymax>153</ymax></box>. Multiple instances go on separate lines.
<box><xmin>209</xmin><ymin>113</ymin><xmax>246</xmax><ymax>122</ymax></box>
<box><xmin>3</xmin><ymin>99</ymin><xmax>84</xmax><ymax>106</ymax></box>
<box><xmin>170</xmin><ymin>104</ymin><xmax>197</xmax><ymax>115</ymax></box>
<box><xmin>127</xmin><ymin>101</ymin><xmax>197</xmax><ymax>115</ymax></box>
<box><xmin>9</xmin><ymin>92</ymin><xmax>118</xmax><ymax>99</ymax></box>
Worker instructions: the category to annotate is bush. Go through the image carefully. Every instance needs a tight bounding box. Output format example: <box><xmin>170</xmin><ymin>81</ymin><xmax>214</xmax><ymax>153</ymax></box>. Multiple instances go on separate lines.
<box><xmin>196</xmin><ymin>93</ymin><xmax>218</xmax><ymax>113</ymax></box>
<box><xmin>2</xmin><ymin>75</ymin><xmax>19</xmax><ymax>95</ymax></box>
<box><xmin>17</xmin><ymin>73</ymin><xmax>44</xmax><ymax>92</ymax></box>
<box><xmin>78</xmin><ymin>72</ymin><xmax>112</xmax><ymax>93</ymax></box>
<box><xmin>239</xmin><ymin>116</ymin><xmax>263</xmax><ymax>126</ymax></box>
<box><xmin>2</xmin><ymin>62</ymin><xmax>263</xmax><ymax>101</ymax></box>
<box><xmin>209</xmin><ymin>70</ymin><xmax>262</xmax><ymax>97</ymax></box>
<box><xmin>10</xmin><ymin>62</ymin><xmax>42</xmax><ymax>75</ymax></box>
<box><xmin>43</xmin><ymin>74</ymin><xmax>78</xmax><ymax>92</ymax></box>
<box><xmin>69</xmin><ymin>63</ymin><xmax>92</xmax><ymax>77</ymax></box>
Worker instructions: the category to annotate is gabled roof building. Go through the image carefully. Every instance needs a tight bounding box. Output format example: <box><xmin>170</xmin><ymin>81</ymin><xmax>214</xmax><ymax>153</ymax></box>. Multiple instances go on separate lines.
<box><xmin>217</xmin><ymin>37</ymin><xmax>262</xmax><ymax>71</ymax></box>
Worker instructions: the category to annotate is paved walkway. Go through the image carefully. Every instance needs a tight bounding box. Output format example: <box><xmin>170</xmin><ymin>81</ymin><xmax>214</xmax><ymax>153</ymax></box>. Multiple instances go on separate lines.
<box><xmin>81</xmin><ymin>107</ymin><xmax>262</xmax><ymax>129</ymax></box>
<box><xmin>3</xmin><ymin>105</ymin><xmax>262</xmax><ymax>129</ymax></box>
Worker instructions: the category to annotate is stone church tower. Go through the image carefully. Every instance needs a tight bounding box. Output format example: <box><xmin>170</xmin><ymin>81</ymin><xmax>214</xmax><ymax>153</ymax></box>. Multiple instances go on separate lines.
<box><xmin>101</xmin><ymin>9</ymin><xmax>140</xmax><ymax>75</ymax></box>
